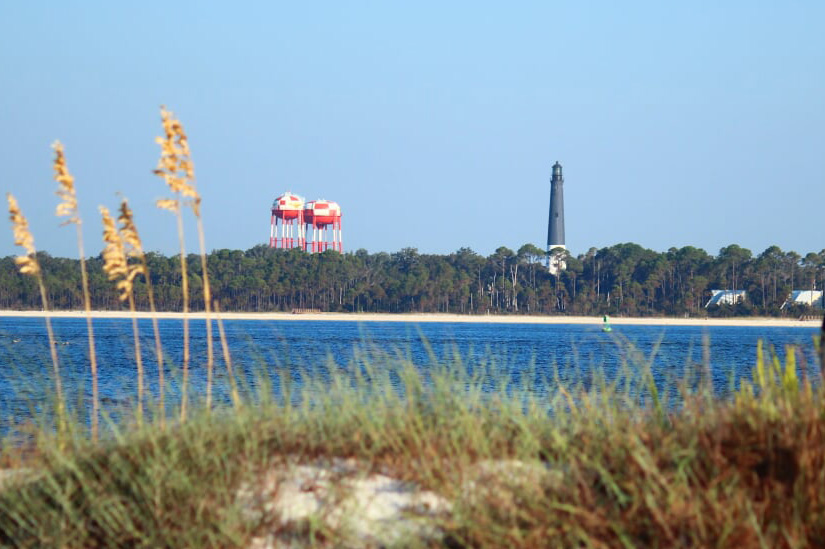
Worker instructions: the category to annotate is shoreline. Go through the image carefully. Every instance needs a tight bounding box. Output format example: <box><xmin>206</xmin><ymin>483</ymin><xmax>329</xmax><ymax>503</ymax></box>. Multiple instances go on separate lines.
<box><xmin>0</xmin><ymin>310</ymin><xmax>820</xmax><ymax>328</ymax></box>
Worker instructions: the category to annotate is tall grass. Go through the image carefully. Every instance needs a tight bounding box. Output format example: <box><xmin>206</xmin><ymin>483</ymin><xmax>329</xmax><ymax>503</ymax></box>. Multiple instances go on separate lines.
<box><xmin>100</xmin><ymin>206</ymin><xmax>146</xmax><ymax>425</ymax></box>
<box><xmin>53</xmin><ymin>141</ymin><xmax>99</xmax><ymax>442</ymax></box>
<box><xmin>118</xmin><ymin>198</ymin><xmax>167</xmax><ymax>429</ymax></box>
<box><xmin>154</xmin><ymin>106</ymin><xmax>204</xmax><ymax>423</ymax></box>
<box><xmin>214</xmin><ymin>301</ymin><xmax>242</xmax><ymax>410</ymax></box>
<box><xmin>5</xmin><ymin>194</ymin><xmax>65</xmax><ymax>438</ymax></box>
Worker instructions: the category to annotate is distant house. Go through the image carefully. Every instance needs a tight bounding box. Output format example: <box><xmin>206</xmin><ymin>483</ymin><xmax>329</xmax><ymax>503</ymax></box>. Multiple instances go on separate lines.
<box><xmin>705</xmin><ymin>289</ymin><xmax>747</xmax><ymax>308</ymax></box>
<box><xmin>781</xmin><ymin>290</ymin><xmax>824</xmax><ymax>310</ymax></box>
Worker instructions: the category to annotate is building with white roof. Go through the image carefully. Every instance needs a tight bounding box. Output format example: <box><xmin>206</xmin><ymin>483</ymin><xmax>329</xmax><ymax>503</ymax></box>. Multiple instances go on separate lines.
<box><xmin>780</xmin><ymin>290</ymin><xmax>824</xmax><ymax>310</ymax></box>
<box><xmin>705</xmin><ymin>289</ymin><xmax>747</xmax><ymax>308</ymax></box>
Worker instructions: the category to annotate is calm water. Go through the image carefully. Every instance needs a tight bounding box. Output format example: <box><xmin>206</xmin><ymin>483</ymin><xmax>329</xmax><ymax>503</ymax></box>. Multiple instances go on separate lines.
<box><xmin>0</xmin><ymin>317</ymin><xmax>820</xmax><ymax>425</ymax></box>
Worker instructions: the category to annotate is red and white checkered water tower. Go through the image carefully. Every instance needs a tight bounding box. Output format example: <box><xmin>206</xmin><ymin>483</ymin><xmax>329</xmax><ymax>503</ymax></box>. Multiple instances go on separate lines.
<box><xmin>269</xmin><ymin>192</ymin><xmax>306</xmax><ymax>249</ymax></box>
<box><xmin>304</xmin><ymin>199</ymin><xmax>343</xmax><ymax>253</ymax></box>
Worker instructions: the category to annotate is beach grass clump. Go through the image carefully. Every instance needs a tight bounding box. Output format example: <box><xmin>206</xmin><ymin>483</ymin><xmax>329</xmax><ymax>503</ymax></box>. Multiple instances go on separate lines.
<box><xmin>0</xmin><ymin>413</ymin><xmax>254</xmax><ymax>547</ymax></box>
<box><xmin>0</xmin><ymin>342</ymin><xmax>823</xmax><ymax>548</ymax></box>
<box><xmin>444</xmin><ymin>346</ymin><xmax>825</xmax><ymax>548</ymax></box>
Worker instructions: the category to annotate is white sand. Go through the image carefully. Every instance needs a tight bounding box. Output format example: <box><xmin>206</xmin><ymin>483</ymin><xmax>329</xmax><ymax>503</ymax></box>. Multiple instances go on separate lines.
<box><xmin>0</xmin><ymin>310</ymin><xmax>820</xmax><ymax>328</ymax></box>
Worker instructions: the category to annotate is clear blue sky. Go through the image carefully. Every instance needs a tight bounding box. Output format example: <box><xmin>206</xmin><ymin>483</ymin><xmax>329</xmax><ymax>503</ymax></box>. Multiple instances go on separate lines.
<box><xmin>1</xmin><ymin>1</ymin><xmax>823</xmax><ymax>260</ymax></box>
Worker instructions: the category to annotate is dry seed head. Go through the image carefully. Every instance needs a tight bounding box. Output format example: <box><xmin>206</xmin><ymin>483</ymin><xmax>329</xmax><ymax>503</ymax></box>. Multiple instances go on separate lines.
<box><xmin>117</xmin><ymin>199</ymin><xmax>148</xmax><ymax>284</ymax></box>
<box><xmin>156</xmin><ymin>198</ymin><xmax>179</xmax><ymax>212</ymax></box>
<box><xmin>7</xmin><ymin>194</ymin><xmax>36</xmax><ymax>255</ymax></box>
<box><xmin>117</xmin><ymin>199</ymin><xmax>144</xmax><ymax>257</ymax></box>
<box><xmin>126</xmin><ymin>263</ymin><xmax>146</xmax><ymax>285</ymax></box>
<box><xmin>154</xmin><ymin>106</ymin><xmax>199</xmax><ymax>201</ymax></box>
<box><xmin>7</xmin><ymin>194</ymin><xmax>40</xmax><ymax>276</ymax></box>
<box><xmin>52</xmin><ymin>141</ymin><xmax>79</xmax><ymax>225</ymax></box>
<box><xmin>100</xmin><ymin>206</ymin><xmax>130</xmax><ymax>300</ymax></box>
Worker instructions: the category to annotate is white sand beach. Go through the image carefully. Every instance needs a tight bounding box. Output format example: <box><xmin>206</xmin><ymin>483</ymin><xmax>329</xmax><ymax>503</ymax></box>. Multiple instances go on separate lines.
<box><xmin>0</xmin><ymin>310</ymin><xmax>820</xmax><ymax>328</ymax></box>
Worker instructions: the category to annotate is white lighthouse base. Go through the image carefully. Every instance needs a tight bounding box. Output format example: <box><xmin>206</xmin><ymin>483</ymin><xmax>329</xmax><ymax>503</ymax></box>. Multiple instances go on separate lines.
<box><xmin>547</xmin><ymin>246</ymin><xmax>567</xmax><ymax>276</ymax></box>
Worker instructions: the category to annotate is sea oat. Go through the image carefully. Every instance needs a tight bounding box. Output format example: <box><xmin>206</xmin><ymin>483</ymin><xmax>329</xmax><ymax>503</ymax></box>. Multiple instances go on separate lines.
<box><xmin>154</xmin><ymin>106</ymin><xmax>197</xmax><ymax>199</ymax></box>
<box><xmin>101</xmin><ymin>205</ymin><xmax>145</xmax><ymax>424</ymax></box>
<box><xmin>155</xmin><ymin>106</ymin><xmax>192</xmax><ymax>421</ymax></box>
<box><xmin>7</xmin><ymin>193</ymin><xmax>64</xmax><ymax>433</ymax></box>
<box><xmin>155</xmin><ymin>198</ymin><xmax>179</xmax><ymax>212</ymax></box>
<box><xmin>156</xmin><ymin>109</ymin><xmax>215</xmax><ymax>409</ymax></box>
<box><xmin>53</xmin><ymin>141</ymin><xmax>100</xmax><ymax>441</ymax></box>
<box><xmin>100</xmin><ymin>207</ymin><xmax>130</xmax><ymax>299</ymax></box>
<box><xmin>154</xmin><ymin>105</ymin><xmax>215</xmax><ymax>418</ymax></box>
<box><xmin>117</xmin><ymin>200</ymin><xmax>143</xmax><ymax>255</ymax></box>
<box><xmin>8</xmin><ymin>195</ymin><xmax>39</xmax><ymax>276</ymax></box>
<box><xmin>118</xmin><ymin>198</ymin><xmax>165</xmax><ymax>427</ymax></box>
<box><xmin>116</xmin><ymin>201</ymin><xmax>147</xmax><ymax>288</ymax></box>
<box><xmin>53</xmin><ymin>141</ymin><xmax>79</xmax><ymax>225</ymax></box>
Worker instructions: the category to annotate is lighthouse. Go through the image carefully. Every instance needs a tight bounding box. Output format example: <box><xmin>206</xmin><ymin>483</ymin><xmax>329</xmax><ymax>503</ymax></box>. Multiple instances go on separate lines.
<box><xmin>547</xmin><ymin>161</ymin><xmax>567</xmax><ymax>275</ymax></box>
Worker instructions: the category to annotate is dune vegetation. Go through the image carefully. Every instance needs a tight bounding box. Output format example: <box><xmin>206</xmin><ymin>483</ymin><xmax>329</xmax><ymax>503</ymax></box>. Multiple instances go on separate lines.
<box><xmin>1</xmin><ymin>108</ymin><xmax>824</xmax><ymax>547</ymax></box>
<box><xmin>0</xmin><ymin>333</ymin><xmax>823</xmax><ymax>547</ymax></box>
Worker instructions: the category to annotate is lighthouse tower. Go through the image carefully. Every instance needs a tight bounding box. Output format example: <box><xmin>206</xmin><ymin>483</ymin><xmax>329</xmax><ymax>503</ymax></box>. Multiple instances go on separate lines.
<box><xmin>547</xmin><ymin>161</ymin><xmax>567</xmax><ymax>275</ymax></box>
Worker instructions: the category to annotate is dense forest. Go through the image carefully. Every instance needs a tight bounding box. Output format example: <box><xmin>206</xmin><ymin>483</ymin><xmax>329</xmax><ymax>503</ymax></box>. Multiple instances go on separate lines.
<box><xmin>1</xmin><ymin>243</ymin><xmax>823</xmax><ymax>317</ymax></box>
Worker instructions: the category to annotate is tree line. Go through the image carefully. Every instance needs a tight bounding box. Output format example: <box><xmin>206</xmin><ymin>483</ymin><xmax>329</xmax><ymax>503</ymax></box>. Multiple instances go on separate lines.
<box><xmin>0</xmin><ymin>243</ymin><xmax>823</xmax><ymax>317</ymax></box>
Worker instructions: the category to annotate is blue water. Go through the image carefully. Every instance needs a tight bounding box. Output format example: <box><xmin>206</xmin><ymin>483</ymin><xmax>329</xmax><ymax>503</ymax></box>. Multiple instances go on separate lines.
<box><xmin>0</xmin><ymin>317</ymin><xmax>820</xmax><ymax>426</ymax></box>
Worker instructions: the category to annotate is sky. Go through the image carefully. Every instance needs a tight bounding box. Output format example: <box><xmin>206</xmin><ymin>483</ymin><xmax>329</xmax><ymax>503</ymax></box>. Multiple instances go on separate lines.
<box><xmin>1</xmin><ymin>1</ymin><xmax>823</xmax><ymax>260</ymax></box>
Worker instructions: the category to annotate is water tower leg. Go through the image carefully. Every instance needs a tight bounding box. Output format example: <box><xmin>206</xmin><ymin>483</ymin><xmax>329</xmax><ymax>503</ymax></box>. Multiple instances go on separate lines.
<box><xmin>300</xmin><ymin>224</ymin><xmax>305</xmax><ymax>251</ymax></box>
<box><xmin>312</xmin><ymin>225</ymin><xmax>317</xmax><ymax>253</ymax></box>
<box><xmin>278</xmin><ymin>217</ymin><xmax>283</xmax><ymax>248</ymax></box>
<box><xmin>338</xmin><ymin>218</ymin><xmax>343</xmax><ymax>252</ymax></box>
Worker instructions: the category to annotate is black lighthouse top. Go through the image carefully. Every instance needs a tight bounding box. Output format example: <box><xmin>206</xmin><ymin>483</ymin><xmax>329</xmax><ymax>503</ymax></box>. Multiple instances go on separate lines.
<box><xmin>551</xmin><ymin>161</ymin><xmax>563</xmax><ymax>182</ymax></box>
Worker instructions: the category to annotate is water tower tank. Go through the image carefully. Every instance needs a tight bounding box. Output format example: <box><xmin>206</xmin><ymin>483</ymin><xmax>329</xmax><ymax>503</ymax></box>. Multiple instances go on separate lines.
<box><xmin>304</xmin><ymin>199</ymin><xmax>343</xmax><ymax>252</ymax></box>
<box><xmin>270</xmin><ymin>191</ymin><xmax>306</xmax><ymax>249</ymax></box>
<box><xmin>273</xmin><ymin>192</ymin><xmax>305</xmax><ymax>219</ymax></box>
<box><xmin>304</xmin><ymin>200</ymin><xmax>341</xmax><ymax>225</ymax></box>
